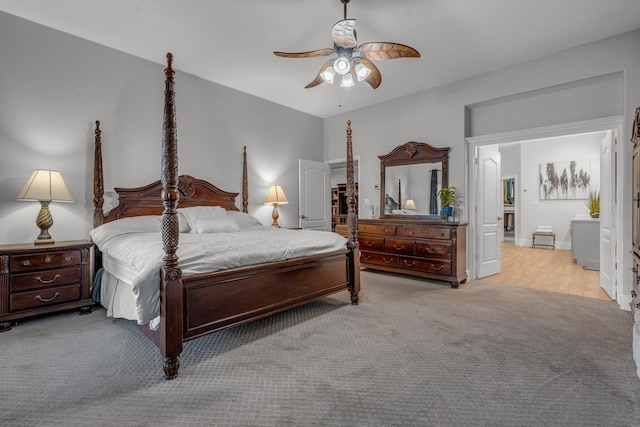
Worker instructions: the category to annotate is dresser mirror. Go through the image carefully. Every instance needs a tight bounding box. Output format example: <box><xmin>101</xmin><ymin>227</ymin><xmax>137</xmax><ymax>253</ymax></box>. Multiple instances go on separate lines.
<box><xmin>379</xmin><ymin>141</ymin><xmax>450</xmax><ymax>218</ymax></box>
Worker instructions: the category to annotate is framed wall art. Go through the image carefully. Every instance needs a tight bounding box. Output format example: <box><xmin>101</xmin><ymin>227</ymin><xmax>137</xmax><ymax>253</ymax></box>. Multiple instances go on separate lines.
<box><xmin>539</xmin><ymin>160</ymin><xmax>590</xmax><ymax>200</ymax></box>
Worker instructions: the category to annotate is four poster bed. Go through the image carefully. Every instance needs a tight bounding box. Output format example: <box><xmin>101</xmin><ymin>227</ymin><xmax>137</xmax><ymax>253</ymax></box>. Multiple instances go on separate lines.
<box><xmin>91</xmin><ymin>53</ymin><xmax>360</xmax><ymax>379</ymax></box>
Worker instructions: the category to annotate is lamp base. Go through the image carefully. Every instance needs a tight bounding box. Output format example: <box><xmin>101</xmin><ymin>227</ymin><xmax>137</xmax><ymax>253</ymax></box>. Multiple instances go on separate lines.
<box><xmin>34</xmin><ymin>201</ymin><xmax>55</xmax><ymax>245</ymax></box>
<box><xmin>271</xmin><ymin>203</ymin><xmax>281</xmax><ymax>228</ymax></box>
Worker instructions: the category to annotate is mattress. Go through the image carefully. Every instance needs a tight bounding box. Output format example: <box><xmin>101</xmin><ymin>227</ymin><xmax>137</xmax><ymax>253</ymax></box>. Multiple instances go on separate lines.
<box><xmin>91</xmin><ymin>214</ymin><xmax>347</xmax><ymax>329</ymax></box>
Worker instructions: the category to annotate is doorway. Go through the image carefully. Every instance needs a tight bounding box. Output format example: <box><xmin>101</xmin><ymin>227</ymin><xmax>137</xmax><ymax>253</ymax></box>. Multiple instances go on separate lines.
<box><xmin>466</xmin><ymin>117</ymin><xmax>629</xmax><ymax>309</ymax></box>
<box><xmin>329</xmin><ymin>157</ymin><xmax>360</xmax><ymax>235</ymax></box>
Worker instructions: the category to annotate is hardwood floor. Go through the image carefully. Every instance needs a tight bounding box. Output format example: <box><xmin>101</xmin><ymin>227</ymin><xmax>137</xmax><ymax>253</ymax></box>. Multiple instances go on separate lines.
<box><xmin>481</xmin><ymin>242</ymin><xmax>611</xmax><ymax>301</ymax></box>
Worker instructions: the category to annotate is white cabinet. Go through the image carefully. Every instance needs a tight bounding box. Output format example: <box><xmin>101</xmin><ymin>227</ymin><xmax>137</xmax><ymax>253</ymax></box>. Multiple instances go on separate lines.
<box><xmin>570</xmin><ymin>218</ymin><xmax>600</xmax><ymax>270</ymax></box>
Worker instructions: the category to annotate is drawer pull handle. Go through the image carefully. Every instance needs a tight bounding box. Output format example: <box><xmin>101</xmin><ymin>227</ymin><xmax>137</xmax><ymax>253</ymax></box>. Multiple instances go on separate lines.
<box><xmin>35</xmin><ymin>292</ymin><xmax>60</xmax><ymax>303</ymax></box>
<box><xmin>361</xmin><ymin>255</ymin><xmax>371</xmax><ymax>260</ymax></box>
<box><xmin>35</xmin><ymin>274</ymin><xmax>61</xmax><ymax>284</ymax></box>
<box><xmin>384</xmin><ymin>228</ymin><xmax>390</xmax><ymax>233</ymax></box>
<box><xmin>393</xmin><ymin>244</ymin><xmax>405</xmax><ymax>250</ymax></box>
<box><xmin>409</xmin><ymin>231</ymin><xmax>414</xmax><ymax>236</ymax></box>
<box><xmin>383</xmin><ymin>257</ymin><xmax>394</xmax><ymax>264</ymax></box>
<box><xmin>365</xmin><ymin>241</ymin><xmax>375</xmax><ymax>247</ymax></box>
<box><xmin>64</xmin><ymin>256</ymin><xmax>72</xmax><ymax>262</ymax></box>
<box><xmin>404</xmin><ymin>260</ymin><xmax>416</xmax><ymax>267</ymax></box>
<box><xmin>426</xmin><ymin>247</ymin><xmax>440</xmax><ymax>254</ymax></box>
<box><xmin>44</xmin><ymin>256</ymin><xmax>51</xmax><ymax>263</ymax></box>
<box><xmin>22</xmin><ymin>260</ymin><xmax>31</xmax><ymax>266</ymax></box>
<box><xmin>431</xmin><ymin>264</ymin><xmax>444</xmax><ymax>271</ymax></box>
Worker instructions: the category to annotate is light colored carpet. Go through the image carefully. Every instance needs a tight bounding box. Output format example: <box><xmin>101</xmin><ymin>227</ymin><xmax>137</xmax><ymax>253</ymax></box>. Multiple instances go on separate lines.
<box><xmin>1</xmin><ymin>271</ymin><xmax>639</xmax><ymax>426</ymax></box>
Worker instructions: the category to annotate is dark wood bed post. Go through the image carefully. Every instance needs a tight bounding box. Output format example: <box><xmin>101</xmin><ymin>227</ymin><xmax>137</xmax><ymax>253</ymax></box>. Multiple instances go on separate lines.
<box><xmin>242</xmin><ymin>146</ymin><xmax>249</xmax><ymax>213</ymax></box>
<box><xmin>159</xmin><ymin>52</ymin><xmax>183</xmax><ymax>379</ymax></box>
<box><xmin>93</xmin><ymin>121</ymin><xmax>104</xmax><ymax>228</ymax></box>
<box><xmin>345</xmin><ymin>120</ymin><xmax>360</xmax><ymax>304</ymax></box>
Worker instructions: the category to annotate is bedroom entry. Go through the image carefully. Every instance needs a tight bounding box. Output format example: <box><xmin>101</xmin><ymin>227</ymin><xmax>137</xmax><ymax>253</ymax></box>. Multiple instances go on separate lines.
<box><xmin>298</xmin><ymin>158</ymin><xmax>360</xmax><ymax>231</ymax></box>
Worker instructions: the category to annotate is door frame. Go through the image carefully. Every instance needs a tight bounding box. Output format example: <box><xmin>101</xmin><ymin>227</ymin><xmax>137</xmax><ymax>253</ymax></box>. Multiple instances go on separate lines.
<box><xmin>465</xmin><ymin>115</ymin><xmax>630</xmax><ymax>309</ymax></box>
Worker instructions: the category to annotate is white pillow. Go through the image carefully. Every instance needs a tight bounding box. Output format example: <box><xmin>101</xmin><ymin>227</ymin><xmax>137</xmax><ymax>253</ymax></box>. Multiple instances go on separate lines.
<box><xmin>226</xmin><ymin>210</ymin><xmax>263</xmax><ymax>227</ymax></box>
<box><xmin>191</xmin><ymin>217</ymin><xmax>240</xmax><ymax>234</ymax></box>
<box><xmin>178</xmin><ymin>206</ymin><xmax>227</xmax><ymax>229</ymax></box>
<box><xmin>91</xmin><ymin>215</ymin><xmax>162</xmax><ymax>246</ymax></box>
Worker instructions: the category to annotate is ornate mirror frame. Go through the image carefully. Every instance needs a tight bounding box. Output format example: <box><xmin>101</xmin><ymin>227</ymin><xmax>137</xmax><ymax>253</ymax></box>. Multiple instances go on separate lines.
<box><xmin>379</xmin><ymin>141</ymin><xmax>450</xmax><ymax>219</ymax></box>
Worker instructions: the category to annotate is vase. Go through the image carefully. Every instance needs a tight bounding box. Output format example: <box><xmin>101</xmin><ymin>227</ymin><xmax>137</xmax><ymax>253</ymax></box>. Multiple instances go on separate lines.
<box><xmin>590</xmin><ymin>212</ymin><xmax>600</xmax><ymax>218</ymax></box>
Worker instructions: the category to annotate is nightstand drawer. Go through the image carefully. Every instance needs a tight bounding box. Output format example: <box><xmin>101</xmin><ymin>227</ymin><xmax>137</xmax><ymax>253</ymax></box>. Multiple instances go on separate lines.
<box><xmin>11</xmin><ymin>250</ymin><xmax>81</xmax><ymax>272</ymax></box>
<box><xmin>10</xmin><ymin>284</ymin><xmax>81</xmax><ymax>311</ymax></box>
<box><xmin>11</xmin><ymin>267</ymin><xmax>82</xmax><ymax>292</ymax></box>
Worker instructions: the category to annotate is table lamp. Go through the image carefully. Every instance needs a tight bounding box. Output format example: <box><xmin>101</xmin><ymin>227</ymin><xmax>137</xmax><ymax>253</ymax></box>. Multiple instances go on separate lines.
<box><xmin>17</xmin><ymin>169</ymin><xmax>73</xmax><ymax>244</ymax></box>
<box><xmin>264</xmin><ymin>185</ymin><xmax>288</xmax><ymax>227</ymax></box>
<box><xmin>404</xmin><ymin>199</ymin><xmax>417</xmax><ymax>210</ymax></box>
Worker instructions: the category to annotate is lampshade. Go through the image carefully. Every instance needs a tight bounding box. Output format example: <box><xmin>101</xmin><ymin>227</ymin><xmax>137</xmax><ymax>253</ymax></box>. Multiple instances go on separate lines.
<box><xmin>17</xmin><ymin>170</ymin><xmax>73</xmax><ymax>202</ymax></box>
<box><xmin>264</xmin><ymin>185</ymin><xmax>288</xmax><ymax>205</ymax></box>
<box><xmin>404</xmin><ymin>199</ymin><xmax>417</xmax><ymax>210</ymax></box>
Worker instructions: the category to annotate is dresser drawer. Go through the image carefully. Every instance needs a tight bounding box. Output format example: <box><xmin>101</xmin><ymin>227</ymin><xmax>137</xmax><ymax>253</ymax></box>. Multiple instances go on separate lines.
<box><xmin>11</xmin><ymin>250</ymin><xmax>81</xmax><ymax>272</ymax></box>
<box><xmin>415</xmin><ymin>241</ymin><xmax>452</xmax><ymax>259</ymax></box>
<box><xmin>403</xmin><ymin>226</ymin><xmax>451</xmax><ymax>240</ymax></box>
<box><xmin>10</xmin><ymin>284</ymin><xmax>81</xmax><ymax>311</ymax></box>
<box><xmin>399</xmin><ymin>257</ymin><xmax>452</xmax><ymax>276</ymax></box>
<box><xmin>385</xmin><ymin>238</ymin><xmax>415</xmax><ymax>255</ymax></box>
<box><xmin>11</xmin><ymin>267</ymin><xmax>82</xmax><ymax>293</ymax></box>
<box><xmin>358</xmin><ymin>236</ymin><xmax>385</xmax><ymax>251</ymax></box>
<box><xmin>360</xmin><ymin>251</ymin><xmax>399</xmax><ymax>267</ymax></box>
<box><xmin>358</xmin><ymin>224</ymin><xmax>396</xmax><ymax>236</ymax></box>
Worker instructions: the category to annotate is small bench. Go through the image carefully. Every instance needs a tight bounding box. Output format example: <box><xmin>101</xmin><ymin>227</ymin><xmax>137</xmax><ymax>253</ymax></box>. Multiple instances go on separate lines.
<box><xmin>532</xmin><ymin>231</ymin><xmax>556</xmax><ymax>249</ymax></box>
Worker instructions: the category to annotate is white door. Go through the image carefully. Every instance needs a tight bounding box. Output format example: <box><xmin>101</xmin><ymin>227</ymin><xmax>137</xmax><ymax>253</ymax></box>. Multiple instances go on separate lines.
<box><xmin>476</xmin><ymin>146</ymin><xmax>502</xmax><ymax>278</ymax></box>
<box><xmin>600</xmin><ymin>130</ymin><xmax>616</xmax><ymax>299</ymax></box>
<box><xmin>298</xmin><ymin>159</ymin><xmax>331</xmax><ymax>230</ymax></box>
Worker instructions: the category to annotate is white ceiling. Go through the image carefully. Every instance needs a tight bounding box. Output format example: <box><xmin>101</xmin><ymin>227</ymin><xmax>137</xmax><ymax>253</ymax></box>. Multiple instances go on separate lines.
<box><xmin>2</xmin><ymin>0</ymin><xmax>640</xmax><ymax>118</ymax></box>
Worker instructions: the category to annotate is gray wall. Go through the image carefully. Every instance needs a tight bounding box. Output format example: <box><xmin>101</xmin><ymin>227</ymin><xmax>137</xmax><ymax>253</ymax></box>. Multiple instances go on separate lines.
<box><xmin>0</xmin><ymin>12</ymin><xmax>323</xmax><ymax>244</ymax></box>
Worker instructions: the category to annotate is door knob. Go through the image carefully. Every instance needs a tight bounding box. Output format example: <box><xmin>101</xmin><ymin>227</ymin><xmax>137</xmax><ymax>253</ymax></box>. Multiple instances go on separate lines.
<box><xmin>497</xmin><ymin>216</ymin><xmax>503</xmax><ymax>220</ymax></box>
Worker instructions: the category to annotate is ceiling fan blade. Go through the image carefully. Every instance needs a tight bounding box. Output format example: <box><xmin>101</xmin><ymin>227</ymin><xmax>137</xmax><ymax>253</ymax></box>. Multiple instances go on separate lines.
<box><xmin>331</xmin><ymin>19</ymin><xmax>358</xmax><ymax>48</ymax></box>
<box><xmin>360</xmin><ymin>42</ymin><xmax>420</xmax><ymax>60</ymax></box>
<box><xmin>357</xmin><ymin>58</ymin><xmax>382</xmax><ymax>89</ymax></box>
<box><xmin>305</xmin><ymin>61</ymin><xmax>333</xmax><ymax>89</ymax></box>
<box><xmin>274</xmin><ymin>48</ymin><xmax>334</xmax><ymax>58</ymax></box>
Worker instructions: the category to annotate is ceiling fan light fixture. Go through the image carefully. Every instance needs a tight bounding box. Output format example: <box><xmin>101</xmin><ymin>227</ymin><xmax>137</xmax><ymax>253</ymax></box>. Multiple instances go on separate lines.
<box><xmin>320</xmin><ymin>66</ymin><xmax>336</xmax><ymax>84</ymax></box>
<box><xmin>340</xmin><ymin>73</ymin><xmax>355</xmax><ymax>88</ymax></box>
<box><xmin>355</xmin><ymin>62</ymin><xmax>371</xmax><ymax>81</ymax></box>
<box><xmin>333</xmin><ymin>55</ymin><xmax>351</xmax><ymax>75</ymax></box>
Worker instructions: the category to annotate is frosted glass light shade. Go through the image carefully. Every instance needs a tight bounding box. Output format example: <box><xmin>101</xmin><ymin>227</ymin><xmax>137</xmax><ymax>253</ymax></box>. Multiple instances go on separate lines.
<box><xmin>355</xmin><ymin>62</ymin><xmax>371</xmax><ymax>81</ymax></box>
<box><xmin>340</xmin><ymin>73</ymin><xmax>355</xmax><ymax>88</ymax></box>
<box><xmin>333</xmin><ymin>56</ymin><xmax>351</xmax><ymax>75</ymax></box>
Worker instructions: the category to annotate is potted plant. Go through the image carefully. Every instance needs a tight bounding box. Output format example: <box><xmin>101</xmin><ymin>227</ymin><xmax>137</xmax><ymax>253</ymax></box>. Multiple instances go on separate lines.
<box><xmin>588</xmin><ymin>190</ymin><xmax>600</xmax><ymax>218</ymax></box>
<box><xmin>438</xmin><ymin>186</ymin><xmax>457</xmax><ymax>219</ymax></box>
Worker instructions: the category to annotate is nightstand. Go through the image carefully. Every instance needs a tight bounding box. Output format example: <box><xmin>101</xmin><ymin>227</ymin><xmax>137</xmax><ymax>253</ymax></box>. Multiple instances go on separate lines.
<box><xmin>0</xmin><ymin>240</ymin><xmax>94</xmax><ymax>332</ymax></box>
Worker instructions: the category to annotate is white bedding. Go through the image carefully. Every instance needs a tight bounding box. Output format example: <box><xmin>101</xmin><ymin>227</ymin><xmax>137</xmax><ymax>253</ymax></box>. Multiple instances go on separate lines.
<box><xmin>91</xmin><ymin>212</ymin><xmax>347</xmax><ymax>329</ymax></box>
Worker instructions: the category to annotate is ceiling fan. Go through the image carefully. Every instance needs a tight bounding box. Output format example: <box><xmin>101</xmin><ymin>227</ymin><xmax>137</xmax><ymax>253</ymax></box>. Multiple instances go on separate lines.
<box><xmin>274</xmin><ymin>0</ymin><xmax>420</xmax><ymax>89</ymax></box>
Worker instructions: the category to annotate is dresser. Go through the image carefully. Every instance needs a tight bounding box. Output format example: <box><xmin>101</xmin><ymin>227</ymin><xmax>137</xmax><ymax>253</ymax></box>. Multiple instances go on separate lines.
<box><xmin>0</xmin><ymin>240</ymin><xmax>94</xmax><ymax>331</ymax></box>
<box><xmin>357</xmin><ymin>218</ymin><xmax>467</xmax><ymax>287</ymax></box>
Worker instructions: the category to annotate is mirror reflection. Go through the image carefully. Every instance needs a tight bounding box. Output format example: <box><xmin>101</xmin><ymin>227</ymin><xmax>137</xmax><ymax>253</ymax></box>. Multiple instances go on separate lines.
<box><xmin>384</xmin><ymin>163</ymin><xmax>442</xmax><ymax>215</ymax></box>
